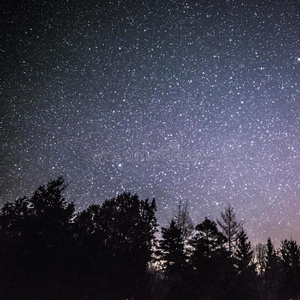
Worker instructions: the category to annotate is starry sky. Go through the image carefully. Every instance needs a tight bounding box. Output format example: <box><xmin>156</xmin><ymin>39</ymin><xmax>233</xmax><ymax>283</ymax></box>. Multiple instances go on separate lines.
<box><xmin>1</xmin><ymin>0</ymin><xmax>299</xmax><ymax>246</ymax></box>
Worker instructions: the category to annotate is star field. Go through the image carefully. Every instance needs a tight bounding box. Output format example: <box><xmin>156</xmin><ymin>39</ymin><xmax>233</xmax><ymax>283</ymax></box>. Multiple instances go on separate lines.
<box><xmin>1</xmin><ymin>0</ymin><xmax>299</xmax><ymax>245</ymax></box>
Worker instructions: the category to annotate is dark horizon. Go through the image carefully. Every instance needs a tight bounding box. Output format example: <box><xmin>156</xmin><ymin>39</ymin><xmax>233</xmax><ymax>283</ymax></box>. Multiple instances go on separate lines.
<box><xmin>1</xmin><ymin>0</ymin><xmax>299</xmax><ymax>253</ymax></box>
<box><xmin>0</xmin><ymin>177</ymin><xmax>299</xmax><ymax>299</ymax></box>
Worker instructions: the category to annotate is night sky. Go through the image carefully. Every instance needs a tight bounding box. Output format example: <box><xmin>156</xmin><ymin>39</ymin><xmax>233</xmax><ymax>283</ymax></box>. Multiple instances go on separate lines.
<box><xmin>1</xmin><ymin>0</ymin><xmax>299</xmax><ymax>246</ymax></box>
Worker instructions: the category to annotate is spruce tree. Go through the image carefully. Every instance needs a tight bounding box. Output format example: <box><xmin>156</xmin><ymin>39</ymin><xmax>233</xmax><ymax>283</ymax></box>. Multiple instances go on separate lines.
<box><xmin>264</xmin><ymin>237</ymin><xmax>281</xmax><ymax>300</ymax></box>
<box><xmin>279</xmin><ymin>239</ymin><xmax>300</xmax><ymax>299</ymax></box>
<box><xmin>235</xmin><ymin>228</ymin><xmax>254</xmax><ymax>272</ymax></box>
<box><xmin>233</xmin><ymin>228</ymin><xmax>257</xmax><ymax>300</ymax></box>
<box><xmin>158</xmin><ymin>219</ymin><xmax>187</xmax><ymax>278</ymax></box>
<box><xmin>190</xmin><ymin>218</ymin><xmax>233</xmax><ymax>299</ymax></box>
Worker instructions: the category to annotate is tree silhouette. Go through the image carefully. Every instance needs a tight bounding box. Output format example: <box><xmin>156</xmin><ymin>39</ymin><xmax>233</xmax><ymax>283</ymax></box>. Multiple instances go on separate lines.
<box><xmin>254</xmin><ymin>242</ymin><xmax>267</xmax><ymax>276</ymax></box>
<box><xmin>0</xmin><ymin>177</ymin><xmax>74</xmax><ymax>280</ymax></box>
<box><xmin>190</xmin><ymin>217</ymin><xmax>233</xmax><ymax>299</ymax></box>
<box><xmin>72</xmin><ymin>204</ymin><xmax>105</xmax><ymax>282</ymax></box>
<box><xmin>217</xmin><ymin>205</ymin><xmax>243</xmax><ymax>254</ymax></box>
<box><xmin>28</xmin><ymin>177</ymin><xmax>75</xmax><ymax>278</ymax></box>
<box><xmin>0</xmin><ymin>196</ymin><xmax>31</xmax><ymax>281</ymax></box>
<box><xmin>154</xmin><ymin>219</ymin><xmax>192</xmax><ymax>300</ymax></box>
<box><xmin>1</xmin><ymin>177</ymin><xmax>300</xmax><ymax>299</ymax></box>
<box><xmin>253</xmin><ymin>242</ymin><xmax>267</xmax><ymax>300</ymax></box>
<box><xmin>173</xmin><ymin>200</ymin><xmax>194</xmax><ymax>242</ymax></box>
<box><xmin>235</xmin><ymin>228</ymin><xmax>254</xmax><ymax>271</ymax></box>
<box><xmin>233</xmin><ymin>228</ymin><xmax>256</xmax><ymax>299</ymax></box>
<box><xmin>263</xmin><ymin>237</ymin><xmax>281</xmax><ymax>300</ymax></box>
<box><xmin>279</xmin><ymin>239</ymin><xmax>300</xmax><ymax>300</ymax></box>
<box><xmin>158</xmin><ymin>219</ymin><xmax>187</xmax><ymax>278</ymax></box>
<box><xmin>95</xmin><ymin>192</ymin><xmax>158</xmax><ymax>286</ymax></box>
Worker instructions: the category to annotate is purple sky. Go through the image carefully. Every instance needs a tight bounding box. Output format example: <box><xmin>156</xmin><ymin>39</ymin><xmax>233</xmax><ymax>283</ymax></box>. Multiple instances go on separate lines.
<box><xmin>1</xmin><ymin>0</ymin><xmax>299</xmax><ymax>246</ymax></box>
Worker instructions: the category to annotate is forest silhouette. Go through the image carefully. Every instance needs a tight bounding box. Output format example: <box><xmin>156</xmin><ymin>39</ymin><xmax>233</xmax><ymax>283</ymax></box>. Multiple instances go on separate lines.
<box><xmin>0</xmin><ymin>177</ymin><xmax>299</xmax><ymax>299</ymax></box>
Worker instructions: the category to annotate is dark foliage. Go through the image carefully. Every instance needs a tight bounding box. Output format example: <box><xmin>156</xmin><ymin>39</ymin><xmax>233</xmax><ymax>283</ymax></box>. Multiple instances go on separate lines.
<box><xmin>0</xmin><ymin>177</ymin><xmax>299</xmax><ymax>299</ymax></box>
<box><xmin>73</xmin><ymin>192</ymin><xmax>158</xmax><ymax>288</ymax></box>
<box><xmin>278</xmin><ymin>239</ymin><xmax>300</xmax><ymax>300</ymax></box>
<box><xmin>158</xmin><ymin>219</ymin><xmax>187</xmax><ymax>277</ymax></box>
<box><xmin>189</xmin><ymin>217</ymin><xmax>235</xmax><ymax>300</ymax></box>
<box><xmin>0</xmin><ymin>177</ymin><xmax>75</xmax><ymax>284</ymax></box>
<box><xmin>232</xmin><ymin>228</ymin><xmax>257</xmax><ymax>300</ymax></box>
<box><xmin>261</xmin><ymin>237</ymin><xmax>282</xmax><ymax>299</ymax></box>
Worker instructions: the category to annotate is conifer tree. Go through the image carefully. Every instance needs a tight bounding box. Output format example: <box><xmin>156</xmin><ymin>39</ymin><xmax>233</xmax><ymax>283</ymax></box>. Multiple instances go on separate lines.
<box><xmin>264</xmin><ymin>237</ymin><xmax>281</xmax><ymax>300</ymax></box>
<box><xmin>158</xmin><ymin>219</ymin><xmax>187</xmax><ymax>278</ymax></box>
<box><xmin>233</xmin><ymin>228</ymin><xmax>257</xmax><ymax>300</ymax></box>
<box><xmin>279</xmin><ymin>239</ymin><xmax>300</xmax><ymax>299</ymax></box>
<box><xmin>190</xmin><ymin>218</ymin><xmax>233</xmax><ymax>299</ymax></box>
<box><xmin>235</xmin><ymin>228</ymin><xmax>254</xmax><ymax>272</ymax></box>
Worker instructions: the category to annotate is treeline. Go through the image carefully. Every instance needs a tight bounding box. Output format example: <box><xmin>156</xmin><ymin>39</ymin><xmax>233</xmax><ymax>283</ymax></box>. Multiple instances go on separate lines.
<box><xmin>0</xmin><ymin>177</ymin><xmax>299</xmax><ymax>300</ymax></box>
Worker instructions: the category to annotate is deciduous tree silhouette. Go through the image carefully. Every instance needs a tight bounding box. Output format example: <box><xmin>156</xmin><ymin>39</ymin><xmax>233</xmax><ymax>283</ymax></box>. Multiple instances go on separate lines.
<box><xmin>173</xmin><ymin>200</ymin><xmax>194</xmax><ymax>242</ymax></box>
<box><xmin>254</xmin><ymin>242</ymin><xmax>267</xmax><ymax>300</ymax></box>
<box><xmin>0</xmin><ymin>196</ymin><xmax>31</xmax><ymax>281</ymax></box>
<box><xmin>255</xmin><ymin>242</ymin><xmax>267</xmax><ymax>276</ymax></box>
<box><xmin>217</xmin><ymin>205</ymin><xmax>243</xmax><ymax>254</ymax></box>
<box><xmin>72</xmin><ymin>204</ymin><xmax>105</xmax><ymax>282</ymax></box>
<box><xmin>0</xmin><ymin>177</ymin><xmax>75</xmax><ymax>283</ymax></box>
<box><xmin>93</xmin><ymin>192</ymin><xmax>158</xmax><ymax>286</ymax></box>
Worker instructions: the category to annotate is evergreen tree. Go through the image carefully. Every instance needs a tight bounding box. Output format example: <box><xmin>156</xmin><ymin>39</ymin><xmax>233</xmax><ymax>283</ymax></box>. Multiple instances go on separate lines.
<box><xmin>279</xmin><ymin>239</ymin><xmax>300</xmax><ymax>300</ymax></box>
<box><xmin>233</xmin><ymin>228</ymin><xmax>257</xmax><ymax>299</ymax></box>
<box><xmin>235</xmin><ymin>228</ymin><xmax>254</xmax><ymax>272</ymax></box>
<box><xmin>158</xmin><ymin>219</ymin><xmax>187</xmax><ymax>278</ymax></box>
<box><xmin>264</xmin><ymin>237</ymin><xmax>281</xmax><ymax>300</ymax></box>
<box><xmin>217</xmin><ymin>205</ymin><xmax>243</xmax><ymax>254</ymax></box>
<box><xmin>190</xmin><ymin>218</ymin><xmax>233</xmax><ymax>299</ymax></box>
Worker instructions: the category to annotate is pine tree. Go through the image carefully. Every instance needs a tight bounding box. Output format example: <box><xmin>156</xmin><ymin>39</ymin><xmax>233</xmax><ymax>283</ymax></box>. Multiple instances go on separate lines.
<box><xmin>190</xmin><ymin>218</ymin><xmax>233</xmax><ymax>299</ymax></box>
<box><xmin>233</xmin><ymin>228</ymin><xmax>257</xmax><ymax>300</ymax></box>
<box><xmin>158</xmin><ymin>219</ymin><xmax>187</xmax><ymax>278</ymax></box>
<box><xmin>191</xmin><ymin>218</ymin><xmax>227</xmax><ymax>258</ymax></box>
<box><xmin>235</xmin><ymin>228</ymin><xmax>254</xmax><ymax>273</ymax></box>
<box><xmin>264</xmin><ymin>237</ymin><xmax>281</xmax><ymax>300</ymax></box>
<box><xmin>265</xmin><ymin>237</ymin><xmax>277</xmax><ymax>270</ymax></box>
<box><xmin>279</xmin><ymin>239</ymin><xmax>300</xmax><ymax>300</ymax></box>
